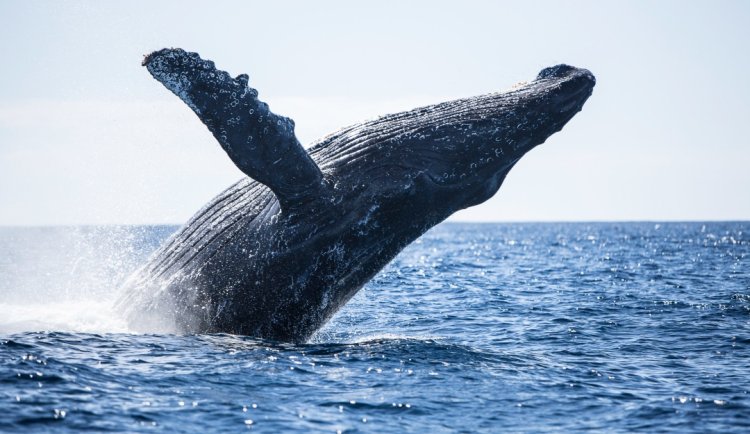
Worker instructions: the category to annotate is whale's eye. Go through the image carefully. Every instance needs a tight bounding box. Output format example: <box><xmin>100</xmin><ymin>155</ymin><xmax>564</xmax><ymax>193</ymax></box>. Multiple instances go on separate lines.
<box><xmin>537</xmin><ymin>64</ymin><xmax>576</xmax><ymax>80</ymax></box>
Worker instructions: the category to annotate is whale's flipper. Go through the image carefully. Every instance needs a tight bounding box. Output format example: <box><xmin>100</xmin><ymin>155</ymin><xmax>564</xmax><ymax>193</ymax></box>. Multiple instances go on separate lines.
<box><xmin>143</xmin><ymin>48</ymin><xmax>323</xmax><ymax>210</ymax></box>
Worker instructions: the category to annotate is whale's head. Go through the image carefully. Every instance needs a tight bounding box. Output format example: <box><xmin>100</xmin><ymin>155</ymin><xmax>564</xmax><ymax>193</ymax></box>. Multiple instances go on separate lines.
<box><xmin>315</xmin><ymin>64</ymin><xmax>595</xmax><ymax>216</ymax></box>
<box><xmin>425</xmin><ymin>64</ymin><xmax>596</xmax><ymax>208</ymax></box>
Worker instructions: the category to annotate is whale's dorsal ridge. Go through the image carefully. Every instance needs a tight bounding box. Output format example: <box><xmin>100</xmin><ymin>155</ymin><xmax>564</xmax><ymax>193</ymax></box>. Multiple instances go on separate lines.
<box><xmin>143</xmin><ymin>48</ymin><xmax>324</xmax><ymax>211</ymax></box>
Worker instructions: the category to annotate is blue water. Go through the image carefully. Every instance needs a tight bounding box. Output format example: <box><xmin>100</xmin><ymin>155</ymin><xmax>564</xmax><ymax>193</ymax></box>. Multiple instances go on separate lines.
<box><xmin>0</xmin><ymin>223</ymin><xmax>748</xmax><ymax>432</ymax></box>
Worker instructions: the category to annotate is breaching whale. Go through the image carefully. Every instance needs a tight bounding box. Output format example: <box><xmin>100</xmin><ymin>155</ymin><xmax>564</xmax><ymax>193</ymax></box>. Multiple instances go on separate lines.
<box><xmin>117</xmin><ymin>48</ymin><xmax>595</xmax><ymax>342</ymax></box>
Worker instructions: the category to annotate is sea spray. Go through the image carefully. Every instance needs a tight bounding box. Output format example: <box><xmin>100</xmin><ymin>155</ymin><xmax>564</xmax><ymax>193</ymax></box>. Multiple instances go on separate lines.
<box><xmin>0</xmin><ymin>225</ymin><xmax>175</xmax><ymax>333</ymax></box>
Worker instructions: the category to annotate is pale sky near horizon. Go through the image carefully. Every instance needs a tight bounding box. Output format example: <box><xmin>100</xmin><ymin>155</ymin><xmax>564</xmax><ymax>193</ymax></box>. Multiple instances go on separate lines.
<box><xmin>0</xmin><ymin>0</ymin><xmax>748</xmax><ymax>225</ymax></box>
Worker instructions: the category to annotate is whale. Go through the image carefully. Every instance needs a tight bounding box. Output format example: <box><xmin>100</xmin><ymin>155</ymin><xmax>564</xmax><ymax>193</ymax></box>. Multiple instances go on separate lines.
<box><xmin>116</xmin><ymin>48</ymin><xmax>595</xmax><ymax>342</ymax></box>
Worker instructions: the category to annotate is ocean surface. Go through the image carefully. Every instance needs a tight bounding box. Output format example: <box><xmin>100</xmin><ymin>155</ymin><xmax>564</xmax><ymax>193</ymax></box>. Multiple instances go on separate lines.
<box><xmin>0</xmin><ymin>222</ymin><xmax>748</xmax><ymax>432</ymax></box>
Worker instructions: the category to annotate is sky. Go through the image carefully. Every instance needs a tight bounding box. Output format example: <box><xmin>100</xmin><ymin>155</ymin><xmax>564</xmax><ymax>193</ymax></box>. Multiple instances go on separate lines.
<box><xmin>0</xmin><ymin>0</ymin><xmax>748</xmax><ymax>225</ymax></box>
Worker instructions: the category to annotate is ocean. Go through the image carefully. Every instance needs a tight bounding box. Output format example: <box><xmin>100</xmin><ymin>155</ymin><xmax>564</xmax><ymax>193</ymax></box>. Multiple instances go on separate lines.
<box><xmin>0</xmin><ymin>222</ymin><xmax>748</xmax><ymax>432</ymax></box>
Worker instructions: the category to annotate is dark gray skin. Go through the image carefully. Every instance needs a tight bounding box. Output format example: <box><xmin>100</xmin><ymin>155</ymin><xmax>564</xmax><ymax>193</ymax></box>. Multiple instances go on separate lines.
<box><xmin>116</xmin><ymin>48</ymin><xmax>595</xmax><ymax>342</ymax></box>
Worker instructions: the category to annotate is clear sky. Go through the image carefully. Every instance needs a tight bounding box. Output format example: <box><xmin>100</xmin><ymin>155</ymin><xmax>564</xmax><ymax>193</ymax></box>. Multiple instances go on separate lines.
<box><xmin>0</xmin><ymin>0</ymin><xmax>748</xmax><ymax>225</ymax></box>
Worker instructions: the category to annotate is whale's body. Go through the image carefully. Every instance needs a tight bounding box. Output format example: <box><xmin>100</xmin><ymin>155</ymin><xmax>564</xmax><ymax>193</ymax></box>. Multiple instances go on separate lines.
<box><xmin>117</xmin><ymin>49</ymin><xmax>595</xmax><ymax>342</ymax></box>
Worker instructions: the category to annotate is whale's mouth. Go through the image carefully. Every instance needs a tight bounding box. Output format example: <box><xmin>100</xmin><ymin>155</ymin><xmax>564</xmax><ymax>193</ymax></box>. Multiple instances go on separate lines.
<box><xmin>516</xmin><ymin>65</ymin><xmax>596</xmax><ymax>146</ymax></box>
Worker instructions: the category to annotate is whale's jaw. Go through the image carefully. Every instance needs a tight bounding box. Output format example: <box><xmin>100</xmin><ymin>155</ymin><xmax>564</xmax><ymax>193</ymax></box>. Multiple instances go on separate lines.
<box><xmin>306</xmin><ymin>63</ymin><xmax>595</xmax><ymax>216</ymax></box>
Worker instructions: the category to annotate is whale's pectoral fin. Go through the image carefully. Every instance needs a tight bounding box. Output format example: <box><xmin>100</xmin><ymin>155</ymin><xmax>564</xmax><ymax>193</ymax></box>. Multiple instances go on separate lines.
<box><xmin>143</xmin><ymin>48</ymin><xmax>323</xmax><ymax>210</ymax></box>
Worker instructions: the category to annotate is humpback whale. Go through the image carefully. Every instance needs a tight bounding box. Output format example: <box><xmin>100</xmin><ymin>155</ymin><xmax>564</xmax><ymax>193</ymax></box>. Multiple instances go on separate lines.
<box><xmin>117</xmin><ymin>48</ymin><xmax>595</xmax><ymax>342</ymax></box>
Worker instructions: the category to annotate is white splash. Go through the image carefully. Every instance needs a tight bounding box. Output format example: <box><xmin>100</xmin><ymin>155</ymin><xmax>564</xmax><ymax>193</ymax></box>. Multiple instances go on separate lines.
<box><xmin>0</xmin><ymin>300</ymin><xmax>129</xmax><ymax>334</ymax></box>
<box><xmin>0</xmin><ymin>226</ymin><xmax>167</xmax><ymax>335</ymax></box>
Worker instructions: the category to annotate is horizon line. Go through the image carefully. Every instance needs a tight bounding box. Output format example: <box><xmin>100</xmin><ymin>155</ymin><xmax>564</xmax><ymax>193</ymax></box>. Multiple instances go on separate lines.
<box><xmin>1</xmin><ymin>219</ymin><xmax>748</xmax><ymax>229</ymax></box>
